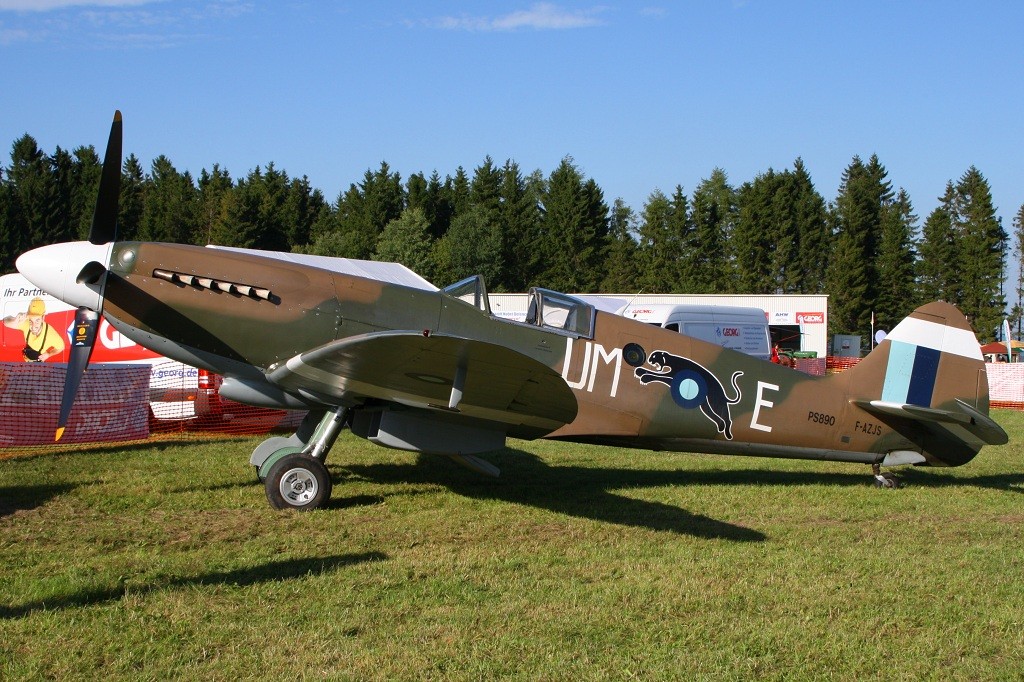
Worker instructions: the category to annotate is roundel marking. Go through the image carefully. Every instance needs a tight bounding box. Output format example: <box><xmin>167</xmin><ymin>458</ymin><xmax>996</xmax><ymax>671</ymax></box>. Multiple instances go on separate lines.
<box><xmin>670</xmin><ymin>369</ymin><xmax>707</xmax><ymax>409</ymax></box>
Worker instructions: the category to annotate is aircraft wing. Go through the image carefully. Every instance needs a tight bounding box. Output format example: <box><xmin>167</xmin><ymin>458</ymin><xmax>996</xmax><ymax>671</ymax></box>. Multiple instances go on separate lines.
<box><xmin>266</xmin><ymin>331</ymin><xmax>579</xmax><ymax>433</ymax></box>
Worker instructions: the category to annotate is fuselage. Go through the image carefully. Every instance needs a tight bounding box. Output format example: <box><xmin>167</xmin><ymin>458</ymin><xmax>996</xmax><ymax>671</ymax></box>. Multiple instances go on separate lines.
<box><xmin>17</xmin><ymin>240</ymin><xmax>997</xmax><ymax>468</ymax></box>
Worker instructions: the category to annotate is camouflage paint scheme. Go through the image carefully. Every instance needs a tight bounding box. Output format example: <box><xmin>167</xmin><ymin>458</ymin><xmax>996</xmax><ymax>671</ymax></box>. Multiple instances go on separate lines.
<box><xmin>95</xmin><ymin>240</ymin><xmax>1004</xmax><ymax>469</ymax></box>
<box><xmin>14</xmin><ymin>112</ymin><xmax>1007</xmax><ymax>509</ymax></box>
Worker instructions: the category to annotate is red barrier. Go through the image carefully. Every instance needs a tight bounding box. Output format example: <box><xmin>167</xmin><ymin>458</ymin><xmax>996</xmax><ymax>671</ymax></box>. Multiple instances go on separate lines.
<box><xmin>0</xmin><ymin>362</ymin><xmax>149</xmax><ymax>446</ymax></box>
<box><xmin>826</xmin><ymin>356</ymin><xmax>862</xmax><ymax>373</ymax></box>
<box><xmin>0</xmin><ymin>361</ymin><xmax>306</xmax><ymax>454</ymax></box>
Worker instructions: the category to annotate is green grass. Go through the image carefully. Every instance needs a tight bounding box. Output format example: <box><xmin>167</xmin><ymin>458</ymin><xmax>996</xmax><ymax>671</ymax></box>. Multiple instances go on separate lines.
<box><xmin>1</xmin><ymin>413</ymin><xmax>1023</xmax><ymax>681</ymax></box>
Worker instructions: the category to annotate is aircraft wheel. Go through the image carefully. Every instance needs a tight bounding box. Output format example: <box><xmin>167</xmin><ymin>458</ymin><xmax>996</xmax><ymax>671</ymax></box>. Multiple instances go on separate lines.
<box><xmin>265</xmin><ymin>453</ymin><xmax>332</xmax><ymax>511</ymax></box>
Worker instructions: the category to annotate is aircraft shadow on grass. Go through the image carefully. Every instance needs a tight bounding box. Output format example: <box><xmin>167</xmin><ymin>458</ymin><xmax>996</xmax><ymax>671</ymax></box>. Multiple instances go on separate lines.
<box><xmin>0</xmin><ymin>483</ymin><xmax>77</xmax><ymax>518</ymax></box>
<box><xmin>897</xmin><ymin>468</ymin><xmax>1024</xmax><ymax>493</ymax></box>
<box><xmin>337</xmin><ymin>447</ymin><xmax>771</xmax><ymax>543</ymax></box>
<box><xmin>0</xmin><ymin>551</ymin><xmax>386</xmax><ymax>620</ymax></box>
<box><xmin>333</xmin><ymin>445</ymin><xmax>1024</xmax><ymax>538</ymax></box>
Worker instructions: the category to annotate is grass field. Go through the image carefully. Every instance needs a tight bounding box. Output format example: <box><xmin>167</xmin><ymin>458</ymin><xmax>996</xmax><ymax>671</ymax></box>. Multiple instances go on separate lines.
<box><xmin>1</xmin><ymin>411</ymin><xmax>1023</xmax><ymax>681</ymax></box>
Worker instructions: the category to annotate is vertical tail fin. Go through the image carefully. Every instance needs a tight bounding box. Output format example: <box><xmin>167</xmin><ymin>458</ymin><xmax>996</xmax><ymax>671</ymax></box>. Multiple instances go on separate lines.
<box><xmin>848</xmin><ymin>302</ymin><xmax>1007</xmax><ymax>465</ymax></box>
<box><xmin>878</xmin><ymin>301</ymin><xmax>986</xmax><ymax>409</ymax></box>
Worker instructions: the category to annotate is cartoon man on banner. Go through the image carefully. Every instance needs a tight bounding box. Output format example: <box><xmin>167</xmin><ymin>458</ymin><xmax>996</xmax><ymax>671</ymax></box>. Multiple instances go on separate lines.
<box><xmin>3</xmin><ymin>297</ymin><xmax>66</xmax><ymax>362</ymax></box>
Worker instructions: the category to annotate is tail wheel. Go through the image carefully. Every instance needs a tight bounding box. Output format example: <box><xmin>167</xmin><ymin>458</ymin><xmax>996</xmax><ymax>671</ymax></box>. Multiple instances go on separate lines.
<box><xmin>265</xmin><ymin>453</ymin><xmax>332</xmax><ymax>511</ymax></box>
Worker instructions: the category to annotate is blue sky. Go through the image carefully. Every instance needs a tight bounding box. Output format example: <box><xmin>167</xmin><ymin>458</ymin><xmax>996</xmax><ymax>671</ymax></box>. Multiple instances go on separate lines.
<box><xmin>2</xmin><ymin>1</ymin><xmax>1022</xmax><ymax>234</ymax></box>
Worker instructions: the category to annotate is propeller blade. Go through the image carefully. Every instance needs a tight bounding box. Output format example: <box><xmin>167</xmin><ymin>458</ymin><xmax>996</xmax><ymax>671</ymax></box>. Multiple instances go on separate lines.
<box><xmin>55</xmin><ymin>112</ymin><xmax>122</xmax><ymax>439</ymax></box>
<box><xmin>55</xmin><ymin>307</ymin><xmax>100</xmax><ymax>441</ymax></box>
<box><xmin>89</xmin><ymin>110</ymin><xmax>122</xmax><ymax>246</ymax></box>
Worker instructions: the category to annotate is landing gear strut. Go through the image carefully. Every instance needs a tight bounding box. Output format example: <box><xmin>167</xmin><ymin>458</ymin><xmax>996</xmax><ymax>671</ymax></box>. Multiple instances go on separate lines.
<box><xmin>251</xmin><ymin>407</ymin><xmax>349</xmax><ymax>511</ymax></box>
<box><xmin>871</xmin><ymin>463</ymin><xmax>902</xmax><ymax>489</ymax></box>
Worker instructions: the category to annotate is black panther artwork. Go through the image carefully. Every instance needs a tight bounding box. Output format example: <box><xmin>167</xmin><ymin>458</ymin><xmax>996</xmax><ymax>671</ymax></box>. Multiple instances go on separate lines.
<box><xmin>634</xmin><ymin>350</ymin><xmax>743</xmax><ymax>439</ymax></box>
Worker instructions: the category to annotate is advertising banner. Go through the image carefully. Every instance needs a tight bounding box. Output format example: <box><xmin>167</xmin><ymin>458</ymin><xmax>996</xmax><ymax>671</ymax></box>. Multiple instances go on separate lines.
<box><xmin>0</xmin><ymin>362</ymin><xmax>150</xmax><ymax>446</ymax></box>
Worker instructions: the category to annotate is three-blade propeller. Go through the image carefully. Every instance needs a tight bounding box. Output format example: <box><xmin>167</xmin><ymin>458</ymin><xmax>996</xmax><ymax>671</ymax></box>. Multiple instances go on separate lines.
<box><xmin>55</xmin><ymin>111</ymin><xmax>120</xmax><ymax>440</ymax></box>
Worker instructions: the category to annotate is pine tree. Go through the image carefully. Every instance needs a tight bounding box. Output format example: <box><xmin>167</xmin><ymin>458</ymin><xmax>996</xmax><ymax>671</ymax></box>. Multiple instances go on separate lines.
<box><xmin>600</xmin><ymin>198</ymin><xmax>640</xmax><ymax>292</ymax></box>
<box><xmin>118</xmin><ymin>154</ymin><xmax>146</xmax><ymax>242</ymax></box>
<box><xmin>0</xmin><ymin>167</ymin><xmax>15</xmax><ymax>272</ymax></box>
<box><xmin>467</xmin><ymin>158</ymin><xmax>505</xmax><ymax>287</ymax></box>
<box><xmin>864</xmin><ymin>154</ymin><xmax>894</xmax><ymax>268</ymax></box>
<box><xmin>1010</xmin><ymin>203</ymin><xmax>1024</xmax><ymax>339</ymax></box>
<box><xmin>874</xmin><ymin>189</ymin><xmax>918</xmax><ymax>331</ymax></box>
<box><xmin>498</xmin><ymin>160</ymin><xmax>543</xmax><ymax>291</ymax></box>
<box><xmin>257</xmin><ymin>163</ymin><xmax>292</xmax><ymax>252</ymax></box>
<box><xmin>70</xmin><ymin>145</ymin><xmax>101</xmax><ymax>240</ymax></box>
<box><xmin>283</xmin><ymin>176</ymin><xmax>325</xmax><ymax>250</ymax></box>
<box><xmin>636</xmin><ymin>189</ymin><xmax>682</xmax><ymax>294</ymax></box>
<box><xmin>665</xmin><ymin>186</ymin><xmax>693</xmax><ymax>292</ymax></box>
<box><xmin>48</xmin><ymin>146</ymin><xmax>76</xmax><ymax>244</ymax></box>
<box><xmin>954</xmin><ymin>166</ymin><xmax>1006</xmax><ymax>339</ymax></box>
<box><xmin>211</xmin><ymin>166</ymin><xmax>261</xmax><ymax>248</ymax></box>
<box><xmin>581</xmin><ymin>178</ymin><xmax>610</xmax><ymax>290</ymax></box>
<box><xmin>733</xmin><ymin>170</ymin><xmax>784</xmax><ymax>293</ymax></box>
<box><xmin>7</xmin><ymin>134</ymin><xmax>51</xmax><ymax>250</ymax></box>
<box><xmin>789</xmin><ymin>159</ymin><xmax>829</xmax><ymax>293</ymax></box>
<box><xmin>330</xmin><ymin>162</ymin><xmax>405</xmax><ymax>259</ymax></box>
<box><xmin>197</xmin><ymin>164</ymin><xmax>233</xmax><ymax>246</ymax></box>
<box><xmin>539</xmin><ymin>157</ymin><xmax>606</xmax><ymax>292</ymax></box>
<box><xmin>917</xmin><ymin>182</ymin><xmax>958</xmax><ymax>302</ymax></box>
<box><xmin>689</xmin><ymin>169</ymin><xmax>733</xmax><ymax>293</ymax></box>
<box><xmin>406</xmin><ymin>172</ymin><xmax>428</xmax><ymax>216</ymax></box>
<box><xmin>825</xmin><ymin>156</ymin><xmax>888</xmax><ymax>336</ymax></box>
<box><xmin>470</xmin><ymin>157</ymin><xmax>501</xmax><ymax>214</ymax></box>
<box><xmin>140</xmin><ymin>156</ymin><xmax>197</xmax><ymax>243</ymax></box>
<box><xmin>424</xmin><ymin>170</ymin><xmax>455</xmax><ymax>239</ymax></box>
<box><xmin>448</xmin><ymin>167</ymin><xmax>471</xmax><ymax>217</ymax></box>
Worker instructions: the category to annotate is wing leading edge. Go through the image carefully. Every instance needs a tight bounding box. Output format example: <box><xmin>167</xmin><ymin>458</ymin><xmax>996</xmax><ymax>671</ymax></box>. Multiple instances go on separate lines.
<box><xmin>266</xmin><ymin>331</ymin><xmax>578</xmax><ymax>436</ymax></box>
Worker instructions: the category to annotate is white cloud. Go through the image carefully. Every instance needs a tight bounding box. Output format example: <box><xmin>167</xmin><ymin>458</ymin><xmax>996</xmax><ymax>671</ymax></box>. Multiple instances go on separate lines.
<box><xmin>0</xmin><ymin>25</ymin><xmax>32</xmax><ymax>42</ymax></box>
<box><xmin>0</xmin><ymin>0</ymin><xmax>156</xmax><ymax>10</ymax></box>
<box><xmin>640</xmin><ymin>7</ymin><xmax>667</xmax><ymax>18</ymax></box>
<box><xmin>430</xmin><ymin>3</ymin><xmax>606</xmax><ymax>32</ymax></box>
<box><xmin>0</xmin><ymin>1</ymin><xmax>250</xmax><ymax>49</ymax></box>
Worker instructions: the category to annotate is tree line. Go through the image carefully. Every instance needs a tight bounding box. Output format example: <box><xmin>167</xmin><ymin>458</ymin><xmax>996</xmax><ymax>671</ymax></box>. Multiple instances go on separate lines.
<box><xmin>1</xmin><ymin>131</ymin><xmax>1020</xmax><ymax>342</ymax></box>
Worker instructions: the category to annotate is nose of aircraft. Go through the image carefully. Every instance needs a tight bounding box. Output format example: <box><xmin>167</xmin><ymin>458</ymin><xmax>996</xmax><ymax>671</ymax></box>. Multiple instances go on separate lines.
<box><xmin>16</xmin><ymin>241</ymin><xmax>113</xmax><ymax>311</ymax></box>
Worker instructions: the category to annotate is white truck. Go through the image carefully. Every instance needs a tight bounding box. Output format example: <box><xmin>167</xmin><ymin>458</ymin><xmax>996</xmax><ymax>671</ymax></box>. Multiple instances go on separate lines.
<box><xmin>618</xmin><ymin>303</ymin><xmax>773</xmax><ymax>361</ymax></box>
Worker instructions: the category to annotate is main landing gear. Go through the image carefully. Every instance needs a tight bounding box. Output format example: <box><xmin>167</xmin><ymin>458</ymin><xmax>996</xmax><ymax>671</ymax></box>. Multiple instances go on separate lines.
<box><xmin>871</xmin><ymin>463</ymin><xmax>902</xmax><ymax>489</ymax></box>
<box><xmin>250</xmin><ymin>407</ymin><xmax>349</xmax><ymax>511</ymax></box>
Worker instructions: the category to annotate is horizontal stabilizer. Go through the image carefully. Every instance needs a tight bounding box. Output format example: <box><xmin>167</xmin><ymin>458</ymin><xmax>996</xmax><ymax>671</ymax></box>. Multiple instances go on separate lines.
<box><xmin>852</xmin><ymin>399</ymin><xmax>1008</xmax><ymax>445</ymax></box>
<box><xmin>953</xmin><ymin>398</ymin><xmax>1010</xmax><ymax>445</ymax></box>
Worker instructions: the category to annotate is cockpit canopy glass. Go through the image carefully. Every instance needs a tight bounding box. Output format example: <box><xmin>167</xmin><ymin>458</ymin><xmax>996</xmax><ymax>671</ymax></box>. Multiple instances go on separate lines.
<box><xmin>524</xmin><ymin>288</ymin><xmax>595</xmax><ymax>338</ymax></box>
<box><xmin>442</xmin><ymin>274</ymin><xmax>490</xmax><ymax>314</ymax></box>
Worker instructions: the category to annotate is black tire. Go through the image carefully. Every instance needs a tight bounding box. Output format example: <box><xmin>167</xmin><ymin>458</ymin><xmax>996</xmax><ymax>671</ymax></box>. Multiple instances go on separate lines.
<box><xmin>264</xmin><ymin>454</ymin><xmax>332</xmax><ymax>511</ymax></box>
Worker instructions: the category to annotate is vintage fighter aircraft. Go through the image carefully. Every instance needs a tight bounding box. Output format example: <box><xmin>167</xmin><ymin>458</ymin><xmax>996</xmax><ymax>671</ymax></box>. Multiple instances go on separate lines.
<box><xmin>16</xmin><ymin>112</ymin><xmax>1009</xmax><ymax>510</ymax></box>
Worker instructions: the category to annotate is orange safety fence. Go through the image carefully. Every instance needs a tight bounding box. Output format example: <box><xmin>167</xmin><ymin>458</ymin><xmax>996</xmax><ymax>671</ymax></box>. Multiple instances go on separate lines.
<box><xmin>0</xmin><ymin>361</ymin><xmax>305</xmax><ymax>456</ymax></box>
<box><xmin>776</xmin><ymin>356</ymin><xmax>861</xmax><ymax>376</ymax></box>
<box><xmin>2</xmin><ymin>356</ymin><xmax>1019</xmax><ymax>455</ymax></box>
<box><xmin>986</xmin><ymin>363</ymin><xmax>1024</xmax><ymax>410</ymax></box>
